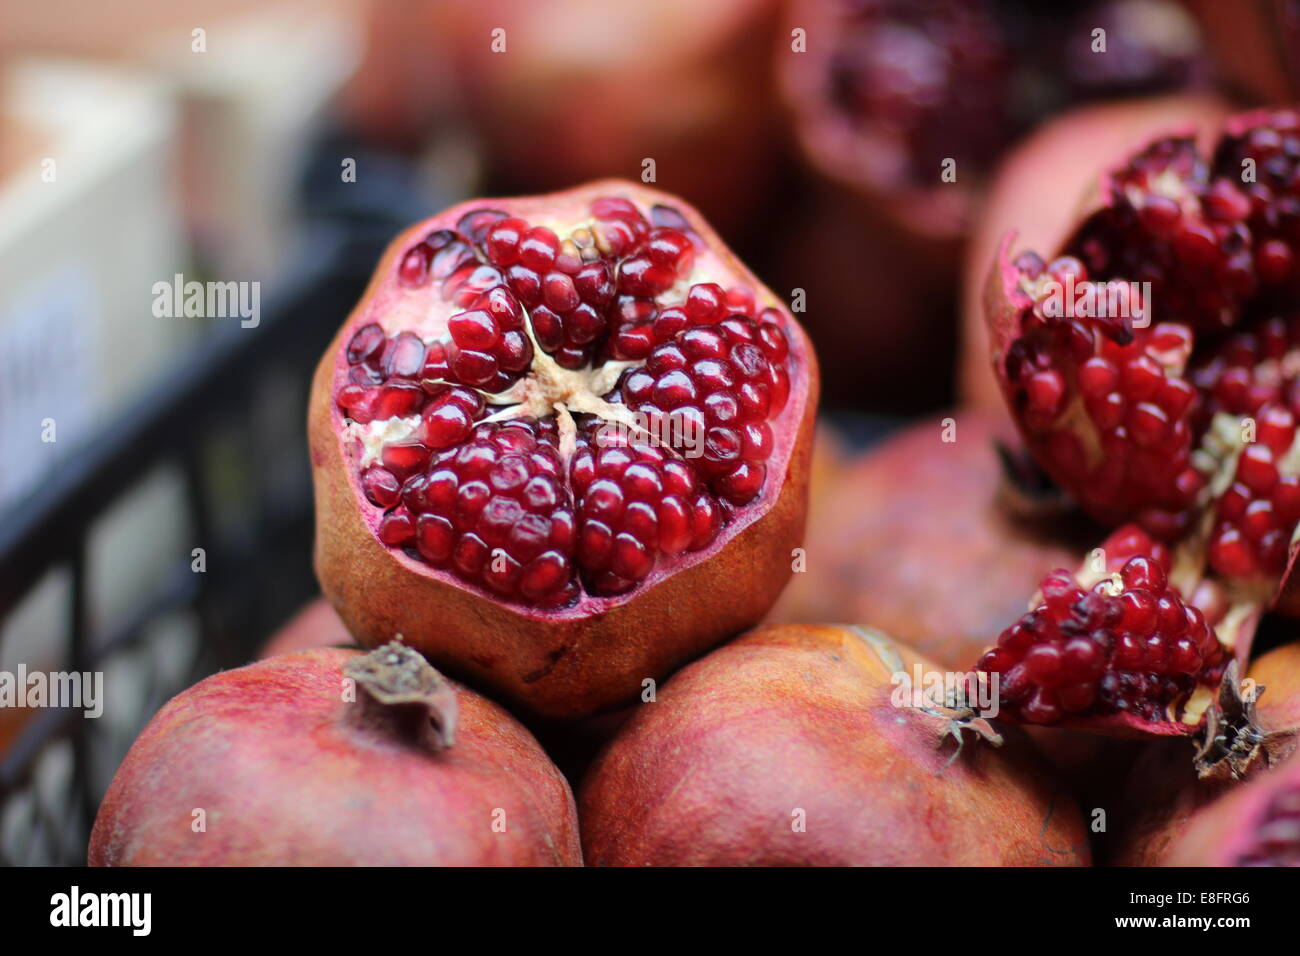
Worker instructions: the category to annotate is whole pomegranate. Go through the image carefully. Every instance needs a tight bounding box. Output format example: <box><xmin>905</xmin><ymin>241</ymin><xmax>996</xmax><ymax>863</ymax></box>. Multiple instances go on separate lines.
<box><xmin>1166</xmin><ymin>749</ymin><xmax>1300</xmax><ymax>865</ymax></box>
<box><xmin>1110</xmin><ymin>640</ymin><xmax>1300</xmax><ymax>865</ymax></box>
<box><xmin>89</xmin><ymin>643</ymin><xmax>582</xmax><ymax>866</ymax></box>
<box><xmin>767</xmin><ymin>411</ymin><xmax>1090</xmax><ymax>670</ymax></box>
<box><xmin>309</xmin><ymin>180</ymin><xmax>818</xmax><ymax>720</ymax></box>
<box><xmin>579</xmin><ymin>624</ymin><xmax>1091</xmax><ymax>865</ymax></box>
<box><xmin>256</xmin><ymin>597</ymin><xmax>356</xmax><ymax>659</ymax></box>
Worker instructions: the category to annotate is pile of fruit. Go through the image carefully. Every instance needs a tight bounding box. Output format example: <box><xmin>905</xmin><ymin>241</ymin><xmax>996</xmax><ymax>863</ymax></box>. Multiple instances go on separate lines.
<box><xmin>90</xmin><ymin>110</ymin><xmax>1300</xmax><ymax>865</ymax></box>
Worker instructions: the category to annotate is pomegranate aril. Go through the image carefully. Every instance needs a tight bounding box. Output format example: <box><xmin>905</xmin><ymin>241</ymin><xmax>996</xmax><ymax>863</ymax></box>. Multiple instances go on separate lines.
<box><xmin>417</xmin><ymin>514</ymin><xmax>456</xmax><ymax>563</ymax></box>
<box><xmin>378</xmin><ymin>509</ymin><xmax>416</xmax><ymax>546</ymax></box>
<box><xmin>347</xmin><ymin>323</ymin><xmax>386</xmax><ymax>364</ymax></box>
<box><xmin>362</xmin><ymin>467</ymin><xmax>401</xmax><ymax>508</ymax></box>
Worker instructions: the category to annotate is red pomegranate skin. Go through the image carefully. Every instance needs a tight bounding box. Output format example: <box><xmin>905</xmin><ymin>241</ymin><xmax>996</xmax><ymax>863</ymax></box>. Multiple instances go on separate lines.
<box><xmin>256</xmin><ymin>597</ymin><xmax>357</xmax><ymax>659</ymax></box>
<box><xmin>309</xmin><ymin>180</ymin><xmax>818</xmax><ymax>721</ymax></box>
<box><xmin>89</xmin><ymin>648</ymin><xmax>582</xmax><ymax>866</ymax></box>
<box><xmin>959</xmin><ymin>94</ymin><xmax>1230</xmax><ymax>411</ymax></box>
<box><xmin>1110</xmin><ymin>640</ymin><xmax>1300</xmax><ymax>865</ymax></box>
<box><xmin>1166</xmin><ymin>749</ymin><xmax>1300</xmax><ymax>866</ymax></box>
<box><xmin>579</xmin><ymin>624</ymin><xmax>1091</xmax><ymax>866</ymax></box>
<box><xmin>767</xmin><ymin>411</ymin><xmax>1089</xmax><ymax>670</ymax></box>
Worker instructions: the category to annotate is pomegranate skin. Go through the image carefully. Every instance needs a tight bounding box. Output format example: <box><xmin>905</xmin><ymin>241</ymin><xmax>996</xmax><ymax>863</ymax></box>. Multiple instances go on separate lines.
<box><xmin>960</xmin><ymin>94</ymin><xmax>1230</xmax><ymax>411</ymax></box>
<box><xmin>89</xmin><ymin>647</ymin><xmax>582</xmax><ymax>866</ymax></box>
<box><xmin>767</xmin><ymin>411</ymin><xmax>1088</xmax><ymax>670</ymax></box>
<box><xmin>256</xmin><ymin>597</ymin><xmax>356</xmax><ymax>660</ymax></box>
<box><xmin>309</xmin><ymin>180</ymin><xmax>818</xmax><ymax>721</ymax></box>
<box><xmin>1111</xmin><ymin>641</ymin><xmax>1300</xmax><ymax>866</ymax></box>
<box><xmin>579</xmin><ymin>624</ymin><xmax>1090</xmax><ymax>866</ymax></box>
<box><xmin>1166</xmin><ymin>750</ymin><xmax>1300</xmax><ymax>866</ymax></box>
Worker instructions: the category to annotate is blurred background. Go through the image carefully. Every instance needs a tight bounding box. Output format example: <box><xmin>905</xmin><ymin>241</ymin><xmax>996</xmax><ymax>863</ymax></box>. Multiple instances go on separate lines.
<box><xmin>0</xmin><ymin>0</ymin><xmax>1295</xmax><ymax>863</ymax></box>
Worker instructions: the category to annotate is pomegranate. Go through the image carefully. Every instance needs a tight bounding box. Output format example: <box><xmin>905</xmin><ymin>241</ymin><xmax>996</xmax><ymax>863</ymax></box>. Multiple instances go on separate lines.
<box><xmin>985</xmin><ymin>108</ymin><xmax>1300</xmax><ymax>602</ymax></box>
<box><xmin>256</xmin><ymin>597</ymin><xmax>357</xmax><ymax>659</ymax></box>
<box><xmin>309</xmin><ymin>180</ymin><xmax>818</xmax><ymax>720</ymax></box>
<box><xmin>89</xmin><ymin>643</ymin><xmax>582</xmax><ymax>866</ymax></box>
<box><xmin>423</xmin><ymin>0</ymin><xmax>782</xmax><ymax>239</ymax></box>
<box><xmin>1166</xmin><ymin>749</ymin><xmax>1300</xmax><ymax>865</ymax></box>
<box><xmin>972</xmin><ymin>523</ymin><xmax>1260</xmax><ymax>736</ymax></box>
<box><xmin>780</xmin><ymin>0</ymin><xmax>1208</xmax><ymax>248</ymax></box>
<box><xmin>960</xmin><ymin>94</ymin><xmax>1231</xmax><ymax>411</ymax></box>
<box><xmin>1111</xmin><ymin>639</ymin><xmax>1300</xmax><ymax>865</ymax></box>
<box><xmin>579</xmin><ymin>624</ymin><xmax>1090</xmax><ymax>866</ymax></box>
<box><xmin>1185</xmin><ymin>0</ymin><xmax>1300</xmax><ymax>105</ymax></box>
<box><xmin>768</xmin><ymin>411</ymin><xmax>1090</xmax><ymax>670</ymax></box>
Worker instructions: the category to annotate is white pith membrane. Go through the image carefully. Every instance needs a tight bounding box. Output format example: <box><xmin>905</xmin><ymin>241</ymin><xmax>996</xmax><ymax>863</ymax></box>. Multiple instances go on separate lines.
<box><xmin>335</xmin><ymin>198</ymin><xmax>797</xmax><ymax>608</ymax></box>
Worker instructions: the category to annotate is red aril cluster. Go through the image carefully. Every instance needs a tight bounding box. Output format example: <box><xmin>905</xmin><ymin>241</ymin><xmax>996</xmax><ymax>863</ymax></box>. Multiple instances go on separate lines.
<box><xmin>1207</xmin><ymin>404</ymin><xmax>1300</xmax><ymax>579</ymax></box>
<box><xmin>990</xmin><ymin>108</ymin><xmax>1300</xmax><ymax>561</ymax></box>
<box><xmin>331</xmin><ymin>190</ymin><xmax>799</xmax><ymax>607</ymax></box>
<box><xmin>1067</xmin><ymin>136</ymin><xmax>1256</xmax><ymax>332</ymax></box>
<box><xmin>999</xmin><ymin>250</ymin><xmax>1203</xmax><ymax>536</ymax></box>
<box><xmin>975</xmin><ymin>525</ymin><xmax>1228</xmax><ymax>732</ymax></box>
<box><xmin>1213</xmin><ymin>109</ymin><xmax>1300</xmax><ymax>288</ymax></box>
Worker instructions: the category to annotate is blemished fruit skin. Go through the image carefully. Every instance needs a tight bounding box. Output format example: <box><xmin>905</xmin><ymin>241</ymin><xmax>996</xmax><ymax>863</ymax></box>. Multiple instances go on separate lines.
<box><xmin>309</xmin><ymin>180</ymin><xmax>818</xmax><ymax>721</ymax></box>
<box><xmin>88</xmin><ymin>648</ymin><xmax>582</xmax><ymax>866</ymax></box>
<box><xmin>767</xmin><ymin>411</ymin><xmax>1088</xmax><ymax>670</ymax></box>
<box><xmin>579</xmin><ymin>624</ymin><xmax>1091</xmax><ymax>866</ymax></box>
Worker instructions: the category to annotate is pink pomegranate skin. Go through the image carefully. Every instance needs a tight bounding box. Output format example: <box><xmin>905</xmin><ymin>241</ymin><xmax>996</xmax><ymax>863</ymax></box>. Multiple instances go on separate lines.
<box><xmin>1112</xmin><ymin>641</ymin><xmax>1300</xmax><ymax>865</ymax></box>
<box><xmin>256</xmin><ymin>597</ymin><xmax>356</xmax><ymax>659</ymax></box>
<box><xmin>1166</xmin><ymin>750</ymin><xmax>1300</xmax><ymax>866</ymax></box>
<box><xmin>309</xmin><ymin>180</ymin><xmax>818</xmax><ymax>721</ymax></box>
<box><xmin>89</xmin><ymin>648</ymin><xmax>582</xmax><ymax>866</ymax></box>
<box><xmin>579</xmin><ymin>624</ymin><xmax>1090</xmax><ymax>866</ymax></box>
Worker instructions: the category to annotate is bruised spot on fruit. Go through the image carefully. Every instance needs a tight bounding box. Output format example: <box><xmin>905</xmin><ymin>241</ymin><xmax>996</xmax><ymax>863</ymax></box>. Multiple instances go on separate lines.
<box><xmin>522</xmin><ymin>645</ymin><xmax>572</xmax><ymax>684</ymax></box>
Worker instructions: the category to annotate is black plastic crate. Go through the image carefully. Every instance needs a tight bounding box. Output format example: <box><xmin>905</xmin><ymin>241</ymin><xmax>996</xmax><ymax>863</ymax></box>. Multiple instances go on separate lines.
<box><xmin>0</xmin><ymin>222</ymin><xmax>392</xmax><ymax>865</ymax></box>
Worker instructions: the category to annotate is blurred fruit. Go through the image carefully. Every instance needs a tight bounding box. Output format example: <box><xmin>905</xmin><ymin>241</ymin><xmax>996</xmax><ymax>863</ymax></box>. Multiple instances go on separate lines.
<box><xmin>768</xmin><ymin>410</ymin><xmax>1090</xmax><ymax>669</ymax></box>
<box><xmin>423</xmin><ymin>0</ymin><xmax>783</xmax><ymax>239</ymax></box>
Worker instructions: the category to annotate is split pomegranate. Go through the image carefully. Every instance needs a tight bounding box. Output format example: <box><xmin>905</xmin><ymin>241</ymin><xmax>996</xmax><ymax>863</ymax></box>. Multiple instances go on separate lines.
<box><xmin>310</xmin><ymin>181</ymin><xmax>817</xmax><ymax>720</ymax></box>
<box><xmin>986</xmin><ymin>108</ymin><xmax>1300</xmax><ymax>599</ymax></box>
<box><xmin>89</xmin><ymin>644</ymin><xmax>582</xmax><ymax>866</ymax></box>
<box><xmin>973</xmin><ymin>524</ymin><xmax>1258</xmax><ymax>735</ymax></box>
<box><xmin>579</xmin><ymin>624</ymin><xmax>1090</xmax><ymax>866</ymax></box>
<box><xmin>959</xmin><ymin>94</ymin><xmax>1230</xmax><ymax>410</ymax></box>
<box><xmin>1111</xmin><ymin>640</ymin><xmax>1300</xmax><ymax>865</ymax></box>
<box><xmin>767</xmin><ymin>411</ymin><xmax>1088</xmax><ymax>670</ymax></box>
<box><xmin>781</xmin><ymin>0</ymin><xmax>1207</xmax><ymax>245</ymax></box>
